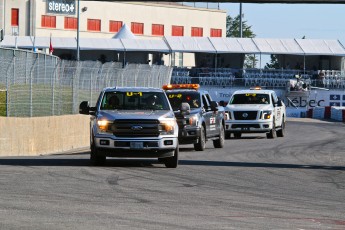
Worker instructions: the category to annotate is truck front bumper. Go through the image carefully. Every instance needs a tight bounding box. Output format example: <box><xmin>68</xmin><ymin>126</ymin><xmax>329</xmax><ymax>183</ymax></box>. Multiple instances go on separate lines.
<box><xmin>93</xmin><ymin>135</ymin><xmax>178</xmax><ymax>158</ymax></box>
<box><xmin>225</xmin><ymin>120</ymin><xmax>273</xmax><ymax>133</ymax></box>
<box><xmin>178</xmin><ymin>126</ymin><xmax>201</xmax><ymax>144</ymax></box>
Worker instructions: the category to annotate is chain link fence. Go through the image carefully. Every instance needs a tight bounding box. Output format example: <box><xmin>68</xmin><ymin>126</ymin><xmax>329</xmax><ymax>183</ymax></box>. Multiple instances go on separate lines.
<box><xmin>0</xmin><ymin>48</ymin><xmax>172</xmax><ymax>117</ymax></box>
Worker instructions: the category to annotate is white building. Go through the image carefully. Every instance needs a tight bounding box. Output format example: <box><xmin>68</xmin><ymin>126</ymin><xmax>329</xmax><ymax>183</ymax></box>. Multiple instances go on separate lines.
<box><xmin>0</xmin><ymin>0</ymin><xmax>227</xmax><ymax>66</ymax></box>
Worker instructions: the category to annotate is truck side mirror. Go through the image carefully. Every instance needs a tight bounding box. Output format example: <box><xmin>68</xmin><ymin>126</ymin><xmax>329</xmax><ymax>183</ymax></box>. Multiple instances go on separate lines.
<box><xmin>0</xmin><ymin>29</ymin><xmax>3</xmax><ymax>42</ymax></box>
<box><xmin>180</xmin><ymin>102</ymin><xmax>190</xmax><ymax>115</ymax></box>
<box><xmin>79</xmin><ymin>101</ymin><xmax>90</xmax><ymax>115</ymax></box>
<box><xmin>219</xmin><ymin>100</ymin><xmax>226</xmax><ymax>107</ymax></box>
<box><xmin>210</xmin><ymin>101</ymin><xmax>218</xmax><ymax>111</ymax></box>
<box><xmin>277</xmin><ymin>98</ymin><xmax>283</xmax><ymax>107</ymax></box>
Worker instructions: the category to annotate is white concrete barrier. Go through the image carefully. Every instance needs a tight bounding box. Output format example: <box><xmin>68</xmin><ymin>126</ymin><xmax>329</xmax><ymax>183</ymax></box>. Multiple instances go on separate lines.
<box><xmin>0</xmin><ymin>115</ymin><xmax>90</xmax><ymax>156</ymax></box>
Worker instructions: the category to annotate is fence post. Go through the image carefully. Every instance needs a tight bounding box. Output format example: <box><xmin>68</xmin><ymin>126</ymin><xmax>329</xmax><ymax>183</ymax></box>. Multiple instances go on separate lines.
<box><xmin>72</xmin><ymin>61</ymin><xmax>81</xmax><ymax>114</ymax></box>
<box><xmin>30</xmin><ymin>53</ymin><xmax>39</xmax><ymax>117</ymax></box>
<box><xmin>5</xmin><ymin>52</ymin><xmax>16</xmax><ymax>117</ymax></box>
<box><xmin>51</xmin><ymin>59</ymin><xmax>59</xmax><ymax>116</ymax></box>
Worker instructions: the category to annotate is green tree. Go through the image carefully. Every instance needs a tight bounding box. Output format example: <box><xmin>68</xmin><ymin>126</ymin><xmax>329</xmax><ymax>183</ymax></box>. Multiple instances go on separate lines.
<box><xmin>226</xmin><ymin>15</ymin><xmax>257</xmax><ymax>68</ymax></box>
<box><xmin>226</xmin><ymin>15</ymin><xmax>255</xmax><ymax>38</ymax></box>
<box><xmin>265</xmin><ymin>54</ymin><xmax>280</xmax><ymax>69</ymax></box>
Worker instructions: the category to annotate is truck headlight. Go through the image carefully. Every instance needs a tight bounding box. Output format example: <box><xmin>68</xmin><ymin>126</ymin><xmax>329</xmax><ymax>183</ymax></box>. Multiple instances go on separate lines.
<box><xmin>225</xmin><ymin>111</ymin><xmax>232</xmax><ymax>120</ymax></box>
<box><xmin>188</xmin><ymin>114</ymin><xmax>199</xmax><ymax>126</ymax></box>
<box><xmin>263</xmin><ymin>110</ymin><xmax>272</xmax><ymax>119</ymax></box>
<box><xmin>159</xmin><ymin>120</ymin><xmax>176</xmax><ymax>135</ymax></box>
<box><xmin>97</xmin><ymin>119</ymin><xmax>113</xmax><ymax>134</ymax></box>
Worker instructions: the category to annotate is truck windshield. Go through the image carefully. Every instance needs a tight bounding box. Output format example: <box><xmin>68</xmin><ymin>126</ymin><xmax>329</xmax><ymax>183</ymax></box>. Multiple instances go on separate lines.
<box><xmin>229</xmin><ymin>93</ymin><xmax>270</xmax><ymax>105</ymax></box>
<box><xmin>100</xmin><ymin>91</ymin><xmax>170</xmax><ymax>110</ymax></box>
<box><xmin>166</xmin><ymin>91</ymin><xmax>200</xmax><ymax>111</ymax></box>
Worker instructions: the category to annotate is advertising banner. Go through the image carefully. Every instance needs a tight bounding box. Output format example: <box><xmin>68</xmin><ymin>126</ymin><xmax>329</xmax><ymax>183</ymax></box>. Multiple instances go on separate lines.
<box><xmin>47</xmin><ymin>0</ymin><xmax>76</xmax><ymax>15</ymax></box>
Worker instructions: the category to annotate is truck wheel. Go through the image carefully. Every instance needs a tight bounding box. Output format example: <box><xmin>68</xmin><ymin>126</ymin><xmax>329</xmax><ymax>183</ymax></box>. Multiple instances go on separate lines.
<box><xmin>266</xmin><ymin>122</ymin><xmax>277</xmax><ymax>139</ymax></box>
<box><xmin>90</xmin><ymin>143</ymin><xmax>106</xmax><ymax>166</ymax></box>
<box><xmin>234</xmin><ymin>133</ymin><xmax>242</xmax><ymax>139</ymax></box>
<box><xmin>194</xmin><ymin>126</ymin><xmax>206</xmax><ymax>151</ymax></box>
<box><xmin>213</xmin><ymin>123</ymin><xmax>224</xmax><ymax>148</ymax></box>
<box><xmin>276</xmin><ymin>119</ymin><xmax>285</xmax><ymax>137</ymax></box>
<box><xmin>164</xmin><ymin>146</ymin><xmax>179</xmax><ymax>168</ymax></box>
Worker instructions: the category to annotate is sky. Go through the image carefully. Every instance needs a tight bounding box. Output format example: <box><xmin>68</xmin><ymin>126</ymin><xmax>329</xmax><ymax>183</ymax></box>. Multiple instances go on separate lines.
<box><xmin>187</xmin><ymin>2</ymin><xmax>345</xmax><ymax>44</ymax></box>
<box><xmin>185</xmin><ymin>2</ymin><xmax>345</xmax><ymax>67</ymax></box>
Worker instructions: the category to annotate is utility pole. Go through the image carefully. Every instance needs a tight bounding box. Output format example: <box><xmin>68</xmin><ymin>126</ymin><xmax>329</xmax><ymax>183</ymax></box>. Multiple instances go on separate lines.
<box><xmin>239</xmin><ymin>3</ymin><xmax>243</xmax><ymax>38</ymax></box>
<box><xmin>77</xmin><ymin>0</ymin><xmax>80</xmax><ymax>61</ymax></box>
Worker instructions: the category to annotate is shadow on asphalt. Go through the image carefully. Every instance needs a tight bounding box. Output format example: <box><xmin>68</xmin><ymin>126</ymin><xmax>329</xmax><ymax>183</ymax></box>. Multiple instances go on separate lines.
<box><xmin>179</xmin><ymin>160</ymin><xmax>345</xmax><ymax>171</ymax></box>
<box><xmin>0</xmin><ymin>155</ymin><xmax>344</xmax><ymax>170</ymax></box>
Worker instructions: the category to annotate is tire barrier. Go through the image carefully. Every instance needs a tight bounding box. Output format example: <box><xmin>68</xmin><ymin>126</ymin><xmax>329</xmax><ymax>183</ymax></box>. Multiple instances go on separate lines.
<box><xmin>307</xmin><ymin>106</ymin><xmax>345</xmax><ymax>121</ymax></box>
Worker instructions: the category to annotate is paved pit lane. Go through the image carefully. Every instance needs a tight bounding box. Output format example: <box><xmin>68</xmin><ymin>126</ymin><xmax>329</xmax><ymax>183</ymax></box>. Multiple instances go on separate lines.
<box><xmin>0</xmin><ymin>118</ymin><xmax>345</xmax><ymax>229</ymax></box>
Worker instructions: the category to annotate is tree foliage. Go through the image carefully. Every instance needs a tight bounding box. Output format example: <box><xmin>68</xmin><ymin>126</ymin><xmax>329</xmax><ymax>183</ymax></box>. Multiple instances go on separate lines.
<box><xmin>226</xmin><ymin>15</ymin><xmax>257</xmax><ymax>68</ymax></box>
<box><xmin>226</xmin><ymin>15</ymin><xmax>256</xmax><ymax>38</ymax></box>
<box><xmin>265</xmin><ymin>55</ymin><xmax>280</xmax><ymax>69</ymax></box>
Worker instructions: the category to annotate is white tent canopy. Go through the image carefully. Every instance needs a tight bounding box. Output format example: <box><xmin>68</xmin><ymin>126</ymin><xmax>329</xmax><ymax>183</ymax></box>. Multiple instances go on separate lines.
<box><xmin>252</xmin><ymin>38</ymin><xmax>304</xmax><ymax>55</ymax></box>
<box><xmin>112</xmin><ymin>24</ymin><xmax>136</xmax><ymax>39</ymax></box>
<box><xmin>2</xmin><ymin>35</ymin><xmax>345</xmax><ymax>56</ymax></box>
<box><xmin>121</xmin><ymin>38</ymin><xmax>170</xmax><ymax>52</ymax></box>
<box><xmin>296</xmin><ymin>39</ymin><xmax>345</xmax><ymax>56</ymax></box>
<box><xmin>209</xmin><ymin>37</ymin><xmax>260</xmax><ymax>54</ymax></box>
<box><xmin>79</xmin><ymin>38</ymin><xmax>124</xmax><ymax>51</ymax></box>
<box><xmin>1</xmin><ymin>36</ymin><xmax>77</xmax><ymax>49</ymax></box>
<box><xmin>164</xmin><ymin>36</ymin><xmax>216</xmax><ymax>53</ymax></box>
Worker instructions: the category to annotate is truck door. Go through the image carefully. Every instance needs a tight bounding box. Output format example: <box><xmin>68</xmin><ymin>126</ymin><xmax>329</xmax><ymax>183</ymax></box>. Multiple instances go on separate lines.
<box><xmin>271</xmin><ymin>93</ymin><xmax>282</xmax><ymax>126</ymax></box>
<box><xmin>202</xmin><ymin>94</ymin><xmax>216</xmax><ymax>137</ymax></box>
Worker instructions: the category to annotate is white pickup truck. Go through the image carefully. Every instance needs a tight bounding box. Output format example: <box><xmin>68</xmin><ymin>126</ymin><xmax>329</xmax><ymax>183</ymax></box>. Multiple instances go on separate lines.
<box><xmin>224</xmin><ymin>87</ymin><xmax>286</xmax><ymax>139</ymax></box>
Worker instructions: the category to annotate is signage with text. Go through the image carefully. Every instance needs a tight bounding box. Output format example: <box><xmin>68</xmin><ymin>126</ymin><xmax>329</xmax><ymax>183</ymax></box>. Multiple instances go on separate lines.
<box><xmin>47</xmin><ymin>0</ymin><xmax>76</xmax><ymax>15</ymax></box>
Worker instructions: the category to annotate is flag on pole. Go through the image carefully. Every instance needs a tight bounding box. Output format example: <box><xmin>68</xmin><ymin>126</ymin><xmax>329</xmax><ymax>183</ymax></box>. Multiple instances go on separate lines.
<box><xmin>49</xmin><ymin>34</ymin><xmax>54</xmax><ymax>54</ymax></box>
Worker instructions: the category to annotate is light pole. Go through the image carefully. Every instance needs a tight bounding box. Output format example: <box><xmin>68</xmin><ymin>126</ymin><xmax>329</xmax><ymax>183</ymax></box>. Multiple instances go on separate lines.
<box><xmin>76</xmin><ymin>0</ymin><xmax>80</xmax><ymax>61</ymax></box>
<box><xmin>239</xmin><ymin>3</ymin><xmax>243</xmax><ymax>38</ymax></box>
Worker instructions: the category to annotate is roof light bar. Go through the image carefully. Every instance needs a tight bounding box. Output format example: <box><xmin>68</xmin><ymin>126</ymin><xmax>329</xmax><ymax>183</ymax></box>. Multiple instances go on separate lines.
<box><xmin>162</xmin><ymin>84</ymin><xmax>200</xmax><ymax>90</ymax></box>
<box><xmin>250</xmin><ymin>86</ymin><xmax>262</xmax><ymax>90</ymax></box>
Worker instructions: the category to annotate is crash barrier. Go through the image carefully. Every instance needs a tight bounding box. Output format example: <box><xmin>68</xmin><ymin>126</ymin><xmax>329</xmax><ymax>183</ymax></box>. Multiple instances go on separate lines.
<box><xmin>0</xmin><ymin>115</ymin><xmax>89</xmax><ymax>156</ymax></box>
<box><xmin>331</xmin><ymin>107</ymin><xmax>345</xmax><ymax>121</ymax></box>
<box><xmin>307</xmin><ymin>106</ymin><xmax>345</xmax><ymax>122</ymax></box>
<box><xmin>311</xmin><ymin>107</ymin><xmax>325</xmax><ymax>119</ymax></box>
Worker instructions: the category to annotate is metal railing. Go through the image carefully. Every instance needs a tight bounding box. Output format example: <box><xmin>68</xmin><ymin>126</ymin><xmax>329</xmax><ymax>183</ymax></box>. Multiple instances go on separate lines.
<box><xmin>0</xmin><ymin>48</ymin><xmax>172</xmax><ymax>117</ymax></box>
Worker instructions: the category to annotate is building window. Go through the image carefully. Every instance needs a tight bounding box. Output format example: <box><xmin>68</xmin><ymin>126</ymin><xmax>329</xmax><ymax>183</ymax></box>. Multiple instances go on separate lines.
<box><xmin>210</xmin><ymin>28</ymin><xmax>222</xmax><ymax>37</ymax></box>
<box><xmin>131</xmin><ymin>22</ymin><xmax>144</xmax><ymax>35</ymax></box>
<box><xmin>41</xmin><ymin>15</ymin><xmax>56</xmax><ymax>28</ymax></box>
<box><xmin>64</xmin><ymin>17</ymin><xmax>77</xmax><ymax>30</ymax></box>
<box><xmin>87</xmin><ymin>19</ymin><xmax>101</xmax><ymax>31</ymax></box>
<box><xmin>11</xmin><ymin>8</ymin><xmax>19</xmax><ymax>26</ymax></box>
<box><xmin>172</xmin><ymin>25</ymin><xmax>184</xmax><ymax>36</ymax></box>
<box><xmin>191</xmin><ymin>27</ymin><xmax>203</xmax><ymax>37</ymax></box>
<box><xmin>109</xmin><ymin>20</ymin><xmax>123</xmax><ymax>32</ymax></box>
<box><xmin>152</xmin><ymin>24</ymin><xmax>164</xmax><ymax>36</ymax></box>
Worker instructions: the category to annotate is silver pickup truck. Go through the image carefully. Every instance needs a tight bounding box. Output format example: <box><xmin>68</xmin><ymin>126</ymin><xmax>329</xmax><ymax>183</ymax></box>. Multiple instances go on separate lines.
<box><xmin>79</xmin><ymin>87</ymin><xmax>179</xmax><ymax>168</ymax></box>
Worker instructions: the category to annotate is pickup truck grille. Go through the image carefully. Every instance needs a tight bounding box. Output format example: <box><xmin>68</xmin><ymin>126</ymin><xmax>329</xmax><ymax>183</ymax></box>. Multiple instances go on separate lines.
<box><xmin>111</xmin><ymin>119</ymin><xmax>160</xmax><ymax>137</ymax></box>
<box><xmin>233</xmin><ymin>111</ymin><xmax>258</xmax><ymax>120</ymax></box>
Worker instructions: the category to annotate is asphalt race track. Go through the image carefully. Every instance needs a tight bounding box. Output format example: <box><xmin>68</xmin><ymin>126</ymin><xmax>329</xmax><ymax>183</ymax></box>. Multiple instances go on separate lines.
<box><xmin>1</xmin><ymin>118</ymin><xmax>345</xmax><ymax>230</ymax></box>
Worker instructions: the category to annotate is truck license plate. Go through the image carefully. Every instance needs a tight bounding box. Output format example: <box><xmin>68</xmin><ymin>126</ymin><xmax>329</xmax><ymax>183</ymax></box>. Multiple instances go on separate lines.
<box><xmin>130</xmin><ymin>142</ymin><xmax>143</xmax><ymax>149</ymax></box>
